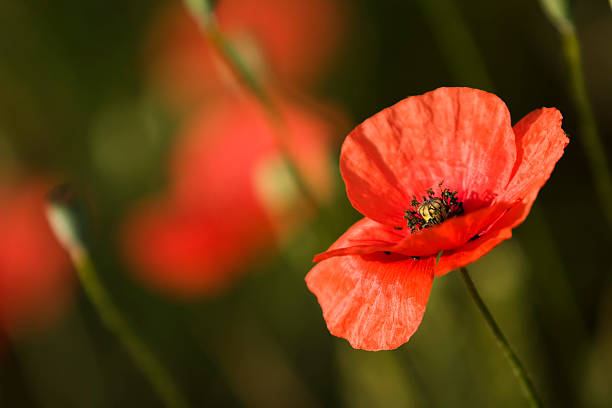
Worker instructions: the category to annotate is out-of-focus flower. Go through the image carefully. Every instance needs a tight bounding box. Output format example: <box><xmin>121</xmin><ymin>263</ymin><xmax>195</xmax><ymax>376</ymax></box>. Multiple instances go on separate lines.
<box><xmin>122</xmin><ymin>95</ymin><xmax>334</xmax><ymax>298</ymax></box>
<box><xmin>306</xmin><ymin>87</ymin><xmax>568</xmax><ymax>351</ymax></box>
<box><xmin>146</xmin><ymin>0</ymin><xmax>346</xmax><ymax>109</ymax></box>
<box><xmin>0</xmin><ymin>177</ymin><xmax>73</xmax><ymax>335</ymax></box>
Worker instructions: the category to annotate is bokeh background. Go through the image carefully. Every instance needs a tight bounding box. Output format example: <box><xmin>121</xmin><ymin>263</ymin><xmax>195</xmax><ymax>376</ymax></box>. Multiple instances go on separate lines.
<box><xmin>1</xmin><ymin>0</ymin><xmax>612</xmax><ymax>406</ymax></box>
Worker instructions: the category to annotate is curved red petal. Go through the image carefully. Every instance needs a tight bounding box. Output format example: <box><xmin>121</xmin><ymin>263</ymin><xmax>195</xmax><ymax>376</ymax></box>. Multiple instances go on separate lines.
<box><xmin>306</xmin><ymin>254</ymin><xmax>435</xmax><ymax>351</ymax></box>
<box><xmin>434</xmin><ymin>226</ymin><xmax>512</xmax><ymax>276</ymax></box>
<box><xmin>390</xmin><ymin>202</ymin><xmax>510</xmax><ymax>256</ymax></box>
<box><xmin>315</xmin><ymin>202</ymin><xmax>511</xmax><ymax>261</ymax></box>
<box><xmin>313</xmin><ymin>218</ymin><xmax>405</xmax><ymax>262</ymax></box>
<box><xmin>434</xmin><ymin>108</ymin><xmax>567</xmax><ymax>275</ymax></box>
<box><xmin>434</xmin><ymin>196</ymin><xmax>533</xmax><ymax>276</ymax></box>
<box><xmin>504</xmin><ymin>108</ymin><xmax>568</xmax><ymax>202</ymax></box>
<box><xmin>341</xmin><ymin>87</ymin><xmax>516</xmax><ymax>226</ymax></box>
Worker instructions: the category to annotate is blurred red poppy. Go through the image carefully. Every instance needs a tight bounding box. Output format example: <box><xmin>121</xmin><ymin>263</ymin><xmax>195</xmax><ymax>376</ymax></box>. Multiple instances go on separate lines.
<box><xmin>146</xmin><ymin>0</ymin><xmax>346</xmax><ymax>110</ymax></box>
<box><xmin>122</xmin><ymin>95</ymin><xmax>334</xmax><ymax>298</ymax></box>
<box><xmin>306</xmin><ymin>87</ymin><xmax>568</xmax><ymax>351</ymax></box>
<box><xmin>0</xmin><ymin>177</ymin><xmax>73</xmax><ymax>335</ymax></box>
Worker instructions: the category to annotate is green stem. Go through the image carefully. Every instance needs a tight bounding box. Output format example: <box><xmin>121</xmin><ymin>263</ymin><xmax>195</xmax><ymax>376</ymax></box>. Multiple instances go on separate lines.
<box><xmin>560</xmin><ymin>25</ymin><xmax>612</xmax><ymax>228</ymax></box>
<box><xmin>70</xmin><ymin>248</ymin><xmax>190</xmax><ymax>408</ymax></box>
<box><xmin>459</xmin><ymin>267</ymin><xmax>542</xmax><ymax>408</ymax></box>
<box><xmin>183</xmin><ymin>0</ymin><xmax>320</xmax><ymax>212</ymax></box>
<box><xmin>419</xmin><ymin>0</ymin><xmax>493</xmax><ymax>91</ymax></box>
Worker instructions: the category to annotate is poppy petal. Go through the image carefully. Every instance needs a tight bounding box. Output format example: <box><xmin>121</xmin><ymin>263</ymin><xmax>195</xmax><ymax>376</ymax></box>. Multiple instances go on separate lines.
<box><xmin>434</xmin><ymin>108</ymin><xmax>567</xmax><ymax>276</ymax></box>
<box><xmin>314</xmin><ymin>202</ymin><xmax>511</xmax><ymax>261</ymax></box>
<box><xmin>504</xmin><ymin>107</ymin><xmax>568</xmax><ymax>202</ymax></box>
<box><xmin>389</xmin><ymin>202</ymin><xmax>510</xmax><ymax>256</ymax></box>
<box><xmin>341</xmin><ymin>87</ymin><xmax>516</xmax><ymax>226</ymax></box>
<box><xmin>306</xmin><ymin>254</ymin><xmax>435</xmax><ymax>351</ymax></box>
<box><xmin>313</xmin><ymin>218</ymin><xmax>406</xmax><ymax>262</ymax></box>
<box><xmin>434</xmin><ymin>195</ymin><xmax>533</xmax><ymax>276</ymax></box>
<box><xmin>434</xmin><ymin>227</ymin><xmax>512</xmax><ymax>276</ymax></box>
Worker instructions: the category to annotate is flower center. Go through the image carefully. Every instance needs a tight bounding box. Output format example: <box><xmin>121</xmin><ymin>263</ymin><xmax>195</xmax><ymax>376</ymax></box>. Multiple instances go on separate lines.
<box><xmin>404</xmin><ymin>184</ymin><xmax>464</xmax><ymax>233</ymax></box>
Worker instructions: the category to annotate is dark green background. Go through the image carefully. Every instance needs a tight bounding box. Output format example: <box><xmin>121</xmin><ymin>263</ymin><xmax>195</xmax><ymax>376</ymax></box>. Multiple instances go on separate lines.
<box><xmin>1</xmin><ymin>0</ymin><xmax>611</xmax><ymax>406</ymax></box>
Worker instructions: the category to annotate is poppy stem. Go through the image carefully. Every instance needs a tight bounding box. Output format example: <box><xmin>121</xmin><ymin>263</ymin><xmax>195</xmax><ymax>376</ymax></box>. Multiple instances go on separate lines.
<box><xmin>538</xmin><ymin>0</ymin><xmax>612</xmax><ymax>229</ymax></box>
<box><xmin>459</xmin><ymin>267</ymin><xmax>542</xmax><ymax>408</ymax></box>
<box><xmin>72</xmin><ymin>251</ymin><xmax>190</xmax><ymax>408</ymax></box>
<box><xmin>182</xmin><ymin>0</ymin><xmax>321</xmax><ymax>212</ymax></box>
<box><xmin>46</xmin><ymin>190</ymin><xmax>190</xmax><ymax>408</ymax></box>
<box><xmin>559</xmin><ymin>26</ymin><xmax>612</xmax><ymax>229</ymax></box>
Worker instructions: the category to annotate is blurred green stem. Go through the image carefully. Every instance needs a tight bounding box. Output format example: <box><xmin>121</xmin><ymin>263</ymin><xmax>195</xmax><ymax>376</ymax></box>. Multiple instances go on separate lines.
<box><xmin>68</xmin><ymin>248</ymin><xmax>190</xmax><ymax>408</ymax></box>
<box><xmin>46</xmin><ymin>185</ymin><xmax>189</xmax><ymax>407</ymax></box>
<box><xmin>559</xmin><ymin>25</ymin><xmax>612</xmax><ymax>228</ymax></box>
<box><xmin>419</xmin><ymin>0</ymin><xmax>493</xmax><ymax>91</ymax></box>
<box><xmin>182</xmin><ymin>0</ymin><xmax>320</xmax><ymax>211</ymax></box>
<box><xmin>460</xmin><ymin>267</ymin><xmax>542</xmax><ymax>408</ymax></box>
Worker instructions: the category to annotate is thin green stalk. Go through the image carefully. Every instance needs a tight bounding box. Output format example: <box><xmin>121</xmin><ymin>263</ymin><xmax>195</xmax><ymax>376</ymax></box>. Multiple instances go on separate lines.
<box><xmin>65</xmin><ymin>248</ymin><xmax>189</xmax><ymax>408</ymax></box>
<box><xmin>539</xmin><ymin>0</ymin><xmax>612</xmax><ymax>227</ymax></box>
<box><xmin>183</xmin><ymin>0</ymin><xmax>320</xmax><ymax>212</ymax></box>
<box><xmin>46</xmin><ymin>191</ymin><xmax>190</xmax><ymax>408</ymax></box>
<box><xmin>560</xmin><ymin>26</ymin><xmax>612</xmax><ymax>228</ymax></box>
<box><xmin>71</xmin><ymin>250</ymin><xmax>190</xmax><ymax>408</ymax></box>
<box><xmin>460</xmin><ymin>267</ymin><xmax>542</xmax><ymax>408</ymax></box>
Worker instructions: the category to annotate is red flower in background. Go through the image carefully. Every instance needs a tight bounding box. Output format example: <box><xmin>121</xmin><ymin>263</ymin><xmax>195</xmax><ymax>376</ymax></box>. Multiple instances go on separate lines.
<box><xmin>128</xmin><ymin>0</ymin><xmax>348</xmax><ymax>298</ymax></box>
<box><xmin>122</xmin><ymin>95</ymin><xmax>334</xmax><ymax>297</ymax></box>
<box><xmin>146</xmin><ymin>0</ymin><xmax>346</xmax><ymax>109</ymax></box>
<box><xmin>0</xmin><ymin>178</ymin><xmax>73</xmax><ymax>334</ymax></box>
<box><xmin>306</xmin><ymin>87</ymin><xmax>568</xmax><ymax>351</ymax></box>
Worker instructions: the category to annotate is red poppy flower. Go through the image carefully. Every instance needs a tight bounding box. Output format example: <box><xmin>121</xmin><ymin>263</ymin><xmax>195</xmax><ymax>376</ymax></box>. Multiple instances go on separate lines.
<box><xmin>146</xmin><ymin>0</ymin><xmax>346</xmax><ymax>109</ymax></box>
<box><xmin>0</xmin><ymin>177</ymin><xmax>73</xmax><ymax>334</ymax></box>
<box><xmin>306</xmin><ymin>87</ymin><xmax>568</xmax><ymax>351</ymax></box>
<box><xmin>122</xmin><ymin>95</ymin><xmax>334</xmax><ymax>297</ymax></box>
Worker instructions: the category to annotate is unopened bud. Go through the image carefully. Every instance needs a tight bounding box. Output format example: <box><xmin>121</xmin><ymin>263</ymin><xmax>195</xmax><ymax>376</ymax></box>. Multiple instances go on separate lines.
<box><xmin>45</xmin><ymin>183</ymin><xmax>87</xmax><ymax>260</ymax></box>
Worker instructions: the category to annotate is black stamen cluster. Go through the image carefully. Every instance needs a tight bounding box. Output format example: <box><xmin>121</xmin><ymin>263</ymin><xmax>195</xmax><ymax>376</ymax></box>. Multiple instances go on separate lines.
<box><xmin>403</xmin><ymin>183</ymin><xmax>464</xmax><ymax>233</ymax></box>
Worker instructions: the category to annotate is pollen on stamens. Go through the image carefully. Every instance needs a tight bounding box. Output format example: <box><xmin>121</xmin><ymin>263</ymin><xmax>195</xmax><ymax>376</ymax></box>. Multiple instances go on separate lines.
<box><xmin>403</xmin><ymin>183</ymin><xmax>464</xmax><ymax>233</ymax></box>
